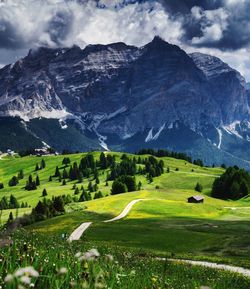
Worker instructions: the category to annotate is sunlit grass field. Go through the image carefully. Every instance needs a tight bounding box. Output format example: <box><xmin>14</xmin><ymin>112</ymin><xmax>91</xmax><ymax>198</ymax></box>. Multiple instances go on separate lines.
<box><xmin>0</xmin><ymin>151</ymin><xmax>250</xmax><ymax>288</ymax></box>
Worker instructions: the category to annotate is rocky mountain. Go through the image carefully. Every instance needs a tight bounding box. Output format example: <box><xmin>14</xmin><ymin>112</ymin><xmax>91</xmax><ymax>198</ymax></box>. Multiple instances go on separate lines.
<box><xmin>0</xmin><ymin>37</ymin><xmax>249</xmax><ymax>168</ymax></box>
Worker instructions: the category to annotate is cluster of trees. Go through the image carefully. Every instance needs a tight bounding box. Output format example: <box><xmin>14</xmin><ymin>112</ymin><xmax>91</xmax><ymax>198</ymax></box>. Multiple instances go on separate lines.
<box><xmin>137</xmin><ymin>149</ymin><xmax>204</xmax><ymax>167</ymax></box>
<box><xmin>111</xmin><ymin>175</ymin><xmax>137</xmax><ymax>195</ymax></box>
<box><xmin>137</xmin><ymin>149</ymin><xmax>193</xmax><ymax>162</ymax></box>
<box><xmin>31</xmin><ymin>196</ymin><xmax>65</xmax><ymax>221</ymax></box>
<box><xmin>8</xmin><ymin>170</ymin><xmax>24</xmax><ymax>187</ymax></box>
<box><xmin>35</xmin><ymin>159</ymin><xmax>46</xmax><ymax>171</ymax></box>
<box><xmin>108</xmin><ymin>154</ymin><xmax>137</xmax><ymax>180</ymax></box>
<box><xmin>25</xmin><ymin>175</ymin><xmax>40</xmax><ymax>191</ymax></box>
<box><xmin>0</xmin><ymin>194</ymin><xmax>28</xmax><ymax>209</ymax></box>
<box><xmin>142</xmin><ymin>156</ymin><xmax>164</xmax><ymax>182</ymax></box>
<box><xmin>212</xmin><ymin>166</ymin><xmax>250</xmax><ymax>200</ymax></box>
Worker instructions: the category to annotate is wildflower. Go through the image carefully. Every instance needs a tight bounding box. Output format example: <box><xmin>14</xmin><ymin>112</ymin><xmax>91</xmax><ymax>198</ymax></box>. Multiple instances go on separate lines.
<box><xmin>15</xmin><ymin>267</ymin><xmax>39</xmax><ymax>278</ymax></box>
<box><xmin>75</xmin><ymin>252</ymin><xmax>82</xmax><ymax>258</ymax></box>
<box><xmin>88</xmin><ymin>248</ymin><xmax>100</xmax><ymax>258</ymax></box>
<box><xmin>4</xmin><ymin>274</ymin><xmax>13</xmax><ymax>283</ymax></box>
<box><xmin>78</xmin><ymin>248</ymin><xmax>100</xmax><ymax>261</ymax></box>
<box><xmin>105</xmin><ymin>254</ymin><xmax>114</xmax><ymax>262</ymax></box>
<box><xmin>58</xmin><ymin>267</ymin><xmax>68</xmax><ymax>275</ymax></box>
<box><xmin>20</xmin><ymin>275</ymin><xmax>31</xmax><ymax>285</ymax></box>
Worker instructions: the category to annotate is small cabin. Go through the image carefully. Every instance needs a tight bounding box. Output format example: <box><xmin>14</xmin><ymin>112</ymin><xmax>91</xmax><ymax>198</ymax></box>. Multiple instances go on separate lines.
<box><xmin>188</xmin><ymin>195</ymin><xmax>204</xmax><ymax>204</ymax></box>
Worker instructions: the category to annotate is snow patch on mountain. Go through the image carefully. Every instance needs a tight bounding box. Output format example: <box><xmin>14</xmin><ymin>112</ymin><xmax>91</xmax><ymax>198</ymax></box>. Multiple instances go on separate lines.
<box><xmin>0</xmin><ymin>108</ymin><xmax>71</xmax><ymax>122</ymax></box>
<box><xmin>145</xmin><ymin>128</ymin><xmax>153</xmax><ymax>142</ymax></box>
<box><xmin>153</xmin><ymin>123</ymin><xmax>166</xmax><ymax>140</ymax></box>
<box><xmin>216</xmin><ymin>128</ymin><xmax>222</xmax><ymax>149</ymax></box>
<box><xmin>145</xmin><ymin>124</ymin><xmax>166</xmax><ymax>143</ymax></box>
<box><xmin>223</xmin><ymin>121</ymin><xmax>243</xmax><ymax>139</ymax></box>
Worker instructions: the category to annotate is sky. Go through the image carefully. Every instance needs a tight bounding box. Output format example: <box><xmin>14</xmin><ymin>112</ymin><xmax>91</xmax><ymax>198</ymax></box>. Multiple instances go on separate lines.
<box><xmin>0</xmin><ymin>0</ymin><xmax>250</xmax><ymax>81</ymax></box>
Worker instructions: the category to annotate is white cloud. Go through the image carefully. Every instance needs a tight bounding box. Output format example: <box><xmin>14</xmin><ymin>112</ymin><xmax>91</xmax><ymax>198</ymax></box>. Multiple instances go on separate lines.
<box><xmin>0</xmin><ymin>0</ymin><xmax>183</xmax><ymax>49</ymax></box>
<box><xmin>191</xmin><ymin>6</ymin><xmax>229</xmax><ymax>45</ymax></box>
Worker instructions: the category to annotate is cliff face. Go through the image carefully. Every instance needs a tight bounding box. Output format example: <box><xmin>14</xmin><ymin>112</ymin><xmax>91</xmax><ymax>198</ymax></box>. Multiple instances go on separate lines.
<box><xmin>0</xmin><ymin>37</ymin><xmax>249</xmax><ymax>168</ymax></box>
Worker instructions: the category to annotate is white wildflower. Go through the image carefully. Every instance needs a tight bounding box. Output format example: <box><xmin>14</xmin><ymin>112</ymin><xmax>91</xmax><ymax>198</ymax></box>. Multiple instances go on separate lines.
<box><xmin>58</xmin><ymin>267</ymin><xmax>68</xmax><ymax>274</ymax></box>
<box><xmin>4</xmin><ymin>274</ymin><xmax>14</xmax><ymax>283</ymax></box>
<box><xmin>15</xmin><ymin>267</ymin><xmax>39</xmax><ymax>278</ymax></box>
<box><xmin>105</xmin><ymin>254</ymin><xmax>114</xmax><ymax>262</ymax></box>
<box><xmin>75</xmin><ymin>252</ymin><xmax>82</xmax><ymax>258</ymax></box>
<box><xmin>20</xmin><ymin>275</ymin><xmax>31</xmax><ymax>285</ymax></box>
<box><xmin>79</xmin><ymin>248</ymin><xmax>100</xmax><ymax>261</ymax></box>
<box><xmin>88</xmin><ymin>248</ymin><xmax>100</xmax><ymax>258</ymax></box>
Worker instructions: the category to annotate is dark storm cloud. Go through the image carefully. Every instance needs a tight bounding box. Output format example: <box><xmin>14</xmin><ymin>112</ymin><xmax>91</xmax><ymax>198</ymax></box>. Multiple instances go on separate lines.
<box><xmin>47</xmin><ymin>9</ymin><xmax>73</xmax><ymax>46</ymax></box>
<box><xmin>0</xmin><ymin>20</ymin><xmax>25</xmax><ymax>49</ymax></box>
<box><xmin>160</xmin><ymin>0</ymin><xmax>250</xmax><ymax>50</ymax></box>
<box><xmin>0</xmin><ymin>0</ymin><xmax>250</xmax><ymax>79</ymax></box>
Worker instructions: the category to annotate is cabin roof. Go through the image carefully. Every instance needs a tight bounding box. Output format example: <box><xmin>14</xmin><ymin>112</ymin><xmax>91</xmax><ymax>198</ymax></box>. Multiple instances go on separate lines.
<box><xmin>188</xmin><ymin>195</ymin><xmax>204</xmax><ymax>201</ymax></box>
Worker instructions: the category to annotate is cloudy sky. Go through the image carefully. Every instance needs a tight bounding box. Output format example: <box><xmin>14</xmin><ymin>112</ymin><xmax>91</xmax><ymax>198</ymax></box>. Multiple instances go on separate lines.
<box><xmin>0</xmin><ymin>0</ymin><xmax>250</xmax><ymax>80</ymax></box>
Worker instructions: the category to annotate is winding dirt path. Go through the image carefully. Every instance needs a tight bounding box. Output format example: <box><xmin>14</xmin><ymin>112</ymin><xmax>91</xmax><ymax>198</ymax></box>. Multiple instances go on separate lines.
<box><xmin>68</xmin><ymin>200</ymin><xmax>250</xmax><ymax>278</ymax></box>
<box><xmin>68</xmin><ymin>199</ymin><xmax>143</xmax><ymax>242</ymax></box>
<box><xmin>167</xmin><ymin>259</ymin><xmax>250</xmax><ymax>278</ymax></box>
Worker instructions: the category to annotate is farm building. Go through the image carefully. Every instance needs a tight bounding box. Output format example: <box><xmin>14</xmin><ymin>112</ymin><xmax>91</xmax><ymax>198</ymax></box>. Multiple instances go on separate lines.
<box><xmin>187</xmin><ymin>196</ymin><xmax>204</xmax><ymax>203</ymax></box>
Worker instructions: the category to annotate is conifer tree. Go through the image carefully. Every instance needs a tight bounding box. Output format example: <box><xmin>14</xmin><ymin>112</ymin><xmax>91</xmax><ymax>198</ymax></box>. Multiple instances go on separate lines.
<box><xmin>42</xmin><ymin>188</ymin><xmax>48</xmax><ymax>197</ymax></box>
<box><xmin>36</xmin><ymin>175</ymin><xmax>40</xmax><ymax>186</ymax></box>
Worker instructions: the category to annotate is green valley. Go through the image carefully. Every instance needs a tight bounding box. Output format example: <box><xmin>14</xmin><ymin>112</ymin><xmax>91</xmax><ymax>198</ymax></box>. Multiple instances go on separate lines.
<box><xmin>0</xmin><ymin>151</ymin><xmax>250</xmax><ymax>288</ymax></box>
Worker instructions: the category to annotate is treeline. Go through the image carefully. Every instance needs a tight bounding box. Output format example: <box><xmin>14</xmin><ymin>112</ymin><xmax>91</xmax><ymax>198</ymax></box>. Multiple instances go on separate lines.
<box><xmin>0</xmin><ymin>195</ymin><xmax>28</xmax><ymax>210</ymax></box>
<box><xmin>7</xmin><ymin>196</ymin><xmax>67</xmax><ymax>227</ymax></box>
<box><xmin>8</xmin><ymin>170</ymin><xmax>24</xmax><ymax>187</ymax></box>
<box><xmin>212</xmin><ymin>166</ymin><xmax>250</xmax><ymax>200</ymax></box>
<box><xmin>137</xmin><ymin>149</ymin><xmax>204</xmax><ymax>167</ymax></box>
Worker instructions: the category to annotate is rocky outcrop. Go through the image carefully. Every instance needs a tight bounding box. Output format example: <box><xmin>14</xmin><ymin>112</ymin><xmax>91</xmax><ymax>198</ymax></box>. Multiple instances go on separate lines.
<box><xmin>0</xmin><ymin>37</ymin><xmax>249</xmax><ymax>167</ymax></box>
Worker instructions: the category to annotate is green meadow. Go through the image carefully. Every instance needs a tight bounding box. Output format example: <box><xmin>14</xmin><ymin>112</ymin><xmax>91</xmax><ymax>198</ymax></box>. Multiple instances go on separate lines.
<box><xmin>0</xmin><ymin>151</ymin><xmax>250</xmax><ymax>288</ymax></box>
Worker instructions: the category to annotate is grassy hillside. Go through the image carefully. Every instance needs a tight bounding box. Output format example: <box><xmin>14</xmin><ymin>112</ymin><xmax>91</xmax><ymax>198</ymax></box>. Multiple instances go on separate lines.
<box><xmin>0</xmin><ymin>151</ymin><xmax>250</xmax><ymax>288</ymax></box>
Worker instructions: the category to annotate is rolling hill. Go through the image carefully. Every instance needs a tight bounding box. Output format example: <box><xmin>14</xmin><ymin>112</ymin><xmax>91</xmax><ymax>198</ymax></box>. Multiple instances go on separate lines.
<box><xmin>0</xmin><ymin>151</ymin><xmax>250</xmax><ymax>288</ymax></box>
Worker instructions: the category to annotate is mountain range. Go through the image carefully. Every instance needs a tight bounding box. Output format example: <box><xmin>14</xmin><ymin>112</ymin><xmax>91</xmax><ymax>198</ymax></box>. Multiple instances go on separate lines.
<box><xmin>0</xmin><ymin>36</ymin><xmax>249</xmax><ymax>169</ymax></box>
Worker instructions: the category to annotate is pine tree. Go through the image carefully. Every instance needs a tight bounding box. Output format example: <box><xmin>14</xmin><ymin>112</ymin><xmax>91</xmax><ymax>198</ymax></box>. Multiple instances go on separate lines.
<box><xmin>9</xmin><ymin>176</ymin><xmax>19</xmax><ymax>187</ymax></box>
<box><xmin>35</xmin><ymin>163</ymin><xmax>40</xmax><ymax>171</ymax></box>
<box><xmin>100</xmin><ymin>152</ymin><xmax>107</xmax><ymax>169</ymax></box>
<box><xmin>36</xmin><ymin>175</ymin><xmax>40</xmax><ymax>186</ymax></box>
<box><xmin>88</xmin><ymin>181</ymin><xmax>94</xmax><ymax>192</ymax></box>
<box><xmin>111</xmin><ymin>181</ymin><xmax>128</xmax><ymax>195</ymax></box>
<box><xmin>18</xmin><ymin>169</ymin><xmax>24</xmax><ymax>179</ymax></box>
<box><xmin>41</xmin><ymin>159</ymin><xmax>46</xmax><ymax>169</ymax></box>
<box><xmin>42</xmin><ymin>188</ymin><xmax>48</xmax><ymax>197</ymax></box>
<box><xmin>7</xmin><ymin>212</ymin><xmax>14</xmax><ymax>223</ymax></box>
<box><xmin>74</xmin><ymin>187</ymin><xmax>80</xmax><ymax>195</ymax></box>
<box><xmin>54</xmin><ymin>166</ymin><xmax>60</xmax><ymax>177</ymax></box>
<box><xmin>195</xmin><ymin>182</ymin><xmax>203</xmax><ymax>192</ymax></box>
<box><xmin>62</xmin><ymin>157</ymin><xmax>71</xmax><ymax>166</ymax></box>
<box><xmin>78</xmin><ymin>172</ymin><xmax>83</xmax><ymax>183</ymax></box>
<box><xmin>63</xmin><ymin>168</ymin><xmax>68</xmax><ymax>179</ymax></box>
<box><xmin>9</xmin><ymin>194</ymin><xmax>19</xmax><ymax>208</ymax></box>
<box><xmin>53</xmin><ymin>196</ymin><xmax>65</xmax><ymax>213</ymax></box>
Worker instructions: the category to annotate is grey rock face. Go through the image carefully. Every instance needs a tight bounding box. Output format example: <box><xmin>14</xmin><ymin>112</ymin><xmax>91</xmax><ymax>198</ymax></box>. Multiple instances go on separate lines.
<box><xmin>0</xmin><ymin>36</ymin><xmax>249</xmax><ymax>165</ymax></box>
